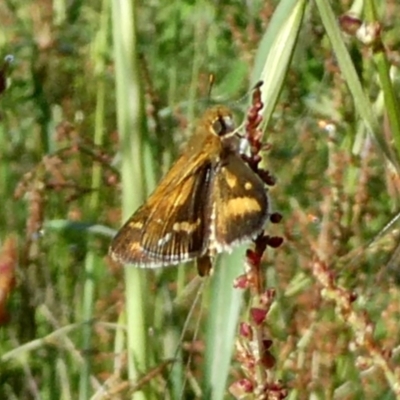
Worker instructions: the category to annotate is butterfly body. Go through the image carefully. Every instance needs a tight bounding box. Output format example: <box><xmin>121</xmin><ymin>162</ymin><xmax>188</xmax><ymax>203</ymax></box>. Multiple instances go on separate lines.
<box><xmin>109</xmin><ymin>106</ymin><xmax>269</xmax><ymax>273</ymax></box>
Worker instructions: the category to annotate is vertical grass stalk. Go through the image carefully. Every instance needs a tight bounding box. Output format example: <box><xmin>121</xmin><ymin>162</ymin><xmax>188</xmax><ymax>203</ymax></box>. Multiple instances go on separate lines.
<box><xmin>111</xmin><ymin>0</ymin><xmax>152</xmax><ymax>399</ymax></box>
<box><xmin>79</xmin><ymin>0</ymin><xmax>109</xmax><ymax>397</ymax></box>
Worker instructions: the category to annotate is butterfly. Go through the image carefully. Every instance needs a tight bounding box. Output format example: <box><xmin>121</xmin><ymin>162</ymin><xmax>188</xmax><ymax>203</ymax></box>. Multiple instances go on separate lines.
<box><xmin>109</xmin><ymin>106</ymin><xmax>269</xmax><ymax>275</ymax></box>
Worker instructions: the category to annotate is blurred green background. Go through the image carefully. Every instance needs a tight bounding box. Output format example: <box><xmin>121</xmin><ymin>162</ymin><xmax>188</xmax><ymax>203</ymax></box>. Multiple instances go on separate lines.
<box><xmin>1</xmin><ymin>0</ymin><xmax>400</xmax><ymax>399</ymax></box>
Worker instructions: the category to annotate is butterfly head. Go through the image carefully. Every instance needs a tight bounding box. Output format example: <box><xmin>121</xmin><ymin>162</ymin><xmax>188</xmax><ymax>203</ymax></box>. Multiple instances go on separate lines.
<box><xmin>203</xmin><ymin>106</ymin><xmax>236</xmax><ymax>138</ymax></box>
<box><xmin>201</xmin><ymin>106</ymin><xmax>243</xmax><ymax>154</ymax></box>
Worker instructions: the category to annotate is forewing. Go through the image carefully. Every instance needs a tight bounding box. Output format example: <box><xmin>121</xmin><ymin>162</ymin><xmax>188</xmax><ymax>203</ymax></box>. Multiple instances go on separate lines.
<box><xmin>211</xmin><ymin>154</ymin><xmax>269</xmax><ymax>251</ymax></box>
<box><xmin>140</xmin><ymin>163</ymin><xmax>213</xmax><ymax>264</ymax></box>
<box><xmin>109</xmin><ymin>156</ymin><xmax>214</xmax><ymax>267</ymax></box>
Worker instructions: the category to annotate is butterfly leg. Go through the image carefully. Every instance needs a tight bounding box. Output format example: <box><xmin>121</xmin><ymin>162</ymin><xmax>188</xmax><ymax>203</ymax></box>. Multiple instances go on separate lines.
<box><xmin>196</xmin><ymin>255</ymin><xmax>213</xmax><ymax>276</ymax></box>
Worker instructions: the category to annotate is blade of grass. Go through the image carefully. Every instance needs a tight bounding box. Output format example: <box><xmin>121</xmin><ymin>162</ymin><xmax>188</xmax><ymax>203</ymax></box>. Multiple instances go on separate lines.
<box><xmin>251</xmin><ymin>0</ymin><xmax>307</xmax><ymax>131</ymax></box>
<box><xmin>203</xmin><ymin>2</ymin><xmax>307</xmax><ymax>398</ymax></box>
<box><xmin>203</xmin><ymin>248</ymin><xmax>243</xmax><ymax>400</ymax></box>
<box><xmin>111</xmin><ymin>0</ymin><xmax>153</xmax><ymax>399</ymax></box>
<box><xmin>315</xmin><ymin>0</ymin><xmax>400</xmax><ymax>169</ymax></box>
<box><xmin>44</xmin><ymin>219</ymin><xmax>115</xmax><ymax>237</ymax></box>
<box><xmin>78</xmin><ymin>0</ymin><xmax>109</xmax><ymax>397</ymax></box>
<box><xmin>364</xmin><ymin>0</ymin><xmax>400</xmax><ymax>163</ymax></box>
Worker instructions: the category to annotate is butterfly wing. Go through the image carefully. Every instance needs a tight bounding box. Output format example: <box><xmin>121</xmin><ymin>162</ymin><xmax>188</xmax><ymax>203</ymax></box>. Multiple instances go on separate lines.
<box><xmin>210</xmin><ymin>154</ymin><xmax>269</xmax><ymax>252</ymax></box>
<box><xmin>109</xmin><ymin>106</ymin><xmax>266</xmax><ymax>268</ymax></box>
<box><xmin>109</xmin><ymin>152</ymin><xmax>215</xmax><ymax>267</ymax></box>
<box><xmin>140</xmin><ymin>162</ymin><xmax>214</xmax><ymax>265</ymax></box>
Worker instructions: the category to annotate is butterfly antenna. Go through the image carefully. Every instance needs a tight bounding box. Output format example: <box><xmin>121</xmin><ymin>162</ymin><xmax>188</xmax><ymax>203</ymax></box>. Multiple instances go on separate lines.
<box><xmin>371</xmin><ymin>210</ymin><xmax>400</xmax><ymax>243</ymax></box>
<box><xmin>226</xmin><ymin>80</ymin><xmax>264</xmax><ymax>109</ymax></box>
<box><xmin>343</xmin><ymin>210</ymin><xmax>400</xmax><ymax>271</ymax></box>
<box><xmin>207</xmin><ymin>74</ymin><xmax>216</xmax><ymax>101</ymax></box>
<box><xmin>375</xmin><ymin>210</ymin><xmax>400</xmax><ymax>284</ymax></box>
<box><xmin>162</xmin><ymin>276</ymin><xmax>206</xmax><ymax>399</ymax></box>
<box><xmin>178</xmin><ymin>280</ymin><xmax>206</xmax><ymax>399</ymax></box>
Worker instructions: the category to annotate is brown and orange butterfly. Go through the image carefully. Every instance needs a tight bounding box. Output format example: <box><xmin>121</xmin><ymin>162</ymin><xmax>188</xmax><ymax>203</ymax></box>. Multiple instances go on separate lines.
<box><xmin>109</xmin><ymin>106</ymin><xmax>269</xmax><ymax>275</ymax></box>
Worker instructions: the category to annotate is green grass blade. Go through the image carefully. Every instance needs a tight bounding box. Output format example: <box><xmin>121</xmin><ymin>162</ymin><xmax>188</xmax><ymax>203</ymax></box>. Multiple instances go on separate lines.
<box><xmin>203</xmin><ymin>248</ymin><xmax>243</xmax><ymax>399</ymax></box>
<box><xmin>251</xmin><ymin>0</ymin><xmax>307</xmax><ymax>130</ymax></box>
<box><xmin>78</xmin><ymin>1</ymin><xmax>109</xmax><ymax>397</ymax></box>
<box><xmin>203</xmin><ymin>3</ymin><xmax>307</xmax><ymax>398</ymax></box>
<box><xmin>364</xmin><ymin>0</ymin><xmax>400</xmax><ymax>164</ymax></box>
<box><xmin>315</xmin><ymin>0</ymin><xmax>399</xmax><ymax>168</ymax></box>
<box><xmin>111</xmin><ymin>0</ymin><xmax>153</xmax><ymax>398</ymax></box>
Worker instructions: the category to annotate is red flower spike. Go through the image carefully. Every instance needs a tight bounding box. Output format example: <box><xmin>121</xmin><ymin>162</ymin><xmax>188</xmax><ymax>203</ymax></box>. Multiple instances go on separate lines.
<box><xmin>253</xmin><ymin>99</ymin><xmax>262</xmax><ymax>109</ymax></box>
<box><xmin>229</xmin><ymin>378</ymin><xmax>254</xmax><ymax>397</ymax></box>
<box><xmin>267</xmin><ymin>236</ymin><xmax>284</xmax><ymax>248</ymax></box>
<box><xmin>339</xmin><ymin>14</ymin><xmax>362</xmax><ymax>35</ymax></box>
<box><xmin>262</xmin><ymin>339</ymin><xmax>273</xmax><ymax>350</ymax></box>
<box><xmin>269</xmin><ymin>212</ymin><xmax>282</xmax><ymax>224</ymax></box>
<box><xmin>239</xmin><ymin>378</ymin><xmax>254</xmax><ymax>392</ymax></box>
<box><xmin>234</xmin><ymin>274</ymin><xmax>250</xmax><ymax>289</ymax></box>
<box><xmin>240</xmin><ymin>322</ymin><xmax>253</xmax><ymax>339</ymax></box>
<box><xmin>246</xmin><ymin>249</ymin><xmax>261</xmax><ymax>267</ymax></box>
<box><xmin>263</xmin><ymin>381</ymin><xmax>288</xmax><ymax>398</ymax></box>
<box><xmin>246</xmin><ymin>249</ymin><xmax>255</xmax><ymax>258</ymax></box>
<box><xmin>247</xmin><ymin>110</ymin><xmax>258</xmax><ymax>121</ymax></box>
<box><xmin>349</xmin><ymin>291</ymin><xmax>358</xmax><ymax>303</ymax></box>
<box><xmin>250</xmin><ymin>307</ymin><xmax>267</xmax><ymax>325</ymax></box>
<box><xmin>241</xmin><ymin>154</ymin><xmax>259</xmax><ymax>172</ymax></box>
<box><xmin>257</xmin><ymin>169</ymin><xmax>276</xmax><ymax>186</ymax></box>
<box><xmin>260</xmin><ymin>289</ymin><xmax>276</xmax><ymax>306</ymax></box>
<box><xmin>0</xmin><ymin>236</ymin><xmax>17</xmax><ymax>325</ymax></box>
<box><xmin>248</xmin><ymin>115</ymin><xmax>262</xmax><ymax>128</ymax></box>
<box><xmin>260</xmin><ymin>349</ymin><xmax>276</xmax><ymax>369</ymax></box>
<box><xmin>254</xmin><ymin>234</ymin><xmax>269</xmax><ymax>255</ymax></box>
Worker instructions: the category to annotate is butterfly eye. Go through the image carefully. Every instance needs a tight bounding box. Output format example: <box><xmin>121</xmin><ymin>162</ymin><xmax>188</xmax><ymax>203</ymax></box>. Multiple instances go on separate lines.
<box><xmin>213</xmin><ymin>115</ymin><xmax>234</xmax><ymax>137</ymax></box>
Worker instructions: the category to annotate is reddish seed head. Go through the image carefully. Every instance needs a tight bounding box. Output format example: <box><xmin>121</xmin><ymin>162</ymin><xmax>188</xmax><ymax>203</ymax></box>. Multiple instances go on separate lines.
<box><xmin>254</xmin><ymin>234</ymin><xmax>269</xmax><ymax>255</ymax></box>
<box><xmin>261</xmin><ymin>349</ymin><xmax>276</xmax><ymax>369</ymax></box>
<box><xmin>250</xmin><ymin>307</ymin><xmax>267</xmax><ymax>325</ymax></box>
<box><xmin>229</xmin><ymin>378</ymin><xmax>254</xmax><ymax>397</ymax></box>
<box><xmin>239</xmin><ymin>322</ymin><xmax>253</xmax><ymax>339</ymax></box>
<box><xmin>238</xmin><ymin>378</ymin><xmax>254</xmax><ymax>393</ymax></box>
<box><xmin>260</xmin><ymin>289</ymin><xmax>276</xmax><ymax>306</ymax></box>
<box><xmin>234</xmin><ymin>274</ymin><xmax>250</xmax><ymax>289</ymax></box>
<box><xmin>349</xmin><ymin>291</ymin><xmax>358</xmax><ymax>303</ymax></box>
<box><xmin>246</xmin><ymin>249</ymin><xmax>261</xmax><ymax>266</ymax></box>
<box><xmin>269</xmin><ymin>212</ymin><xmax>282</xmax><ymax>223</ymax></box>
<box><xmin>339</xmin><ymin>14</ymin><xmax>362</xmax><ymax>35</ymax></box>
<box><xmin>256</xmin><ymin>169</ymin><xmax>276</xmax><ymax>186</ymax></box>
<box><xmin>267</xmin><ymin>236</ymin><xmax>284</xmax><ymax>248</ymax></box>
<box><xmin>262</xmin><ymin>339</ymin><xmax>273</xmax><ymax>350</ymax></box>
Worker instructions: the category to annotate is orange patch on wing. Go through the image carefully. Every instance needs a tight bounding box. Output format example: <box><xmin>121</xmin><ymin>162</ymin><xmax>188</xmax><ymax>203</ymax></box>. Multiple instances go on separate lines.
<box><xmin>128</xmin><ymin>242</ymin><xmax>142</xmax><ymax>252</ymax></box>
<box><xmin>222</xmin><ymin>167</ymin><xmax>238</xmax><ymax>188</ymax></box>
<box><xmin>244</xmin><ymin>181</ymin><xmax>253</xmax><ymax>190</ymax></box>
<box><xmin>173</xmin><ymin>219</ymin><xmax>201</xmax><ymax>233</ymax></box>
<box><xmin>226</xmin><ymin>197</ymin><xmax>261</xmax><ymax>215</ymax></box>
<box><xmin>128</xmin><ymin>221</ymin><xmax>144</xmax><ymax>229</ymax></box>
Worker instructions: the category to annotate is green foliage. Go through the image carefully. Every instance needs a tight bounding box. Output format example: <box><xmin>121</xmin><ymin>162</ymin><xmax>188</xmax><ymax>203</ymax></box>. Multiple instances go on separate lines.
<box><xmin>1</xmin><ymin>0</ymin><xmax>400</xmax><ymax>399</ymax></box>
